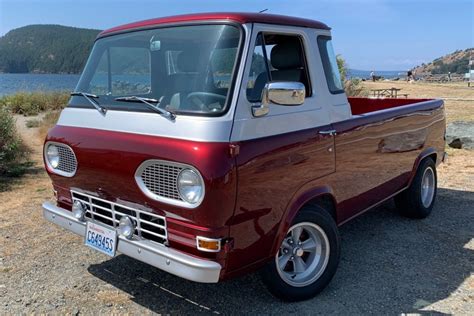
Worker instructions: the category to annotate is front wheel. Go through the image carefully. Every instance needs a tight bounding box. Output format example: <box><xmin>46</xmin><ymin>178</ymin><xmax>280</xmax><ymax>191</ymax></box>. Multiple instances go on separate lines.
<box><xmin>261</xmin><ymin>206</ymin><xmax>340</xmax><ymax>301</ymax></box>
<box><xmin>395</xmin><ymin>157</ymin><xmax>437</xmax><ymax>218</ymax></box>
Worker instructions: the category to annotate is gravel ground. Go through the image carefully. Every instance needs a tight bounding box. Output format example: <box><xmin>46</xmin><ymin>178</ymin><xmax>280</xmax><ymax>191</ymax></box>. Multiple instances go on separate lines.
<box><xmin>0</xmin><ymin>116</ymin><xmax>473</xmax><ymax>315</ymax></box>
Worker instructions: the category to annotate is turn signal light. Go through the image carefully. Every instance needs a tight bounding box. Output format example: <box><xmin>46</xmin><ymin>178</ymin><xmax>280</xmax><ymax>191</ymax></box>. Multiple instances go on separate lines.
<box><xmin>196</xmin><ymin>236</ymin><xmax>221</xmax><ymax>252</ymax></box>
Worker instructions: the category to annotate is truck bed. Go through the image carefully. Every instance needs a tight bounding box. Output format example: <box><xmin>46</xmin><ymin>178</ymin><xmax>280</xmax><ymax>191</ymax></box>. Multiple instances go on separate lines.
<box><xmin>348</xmin><ymin>97</ymin><xmax>432</xmax><ymax>115</ymax></box>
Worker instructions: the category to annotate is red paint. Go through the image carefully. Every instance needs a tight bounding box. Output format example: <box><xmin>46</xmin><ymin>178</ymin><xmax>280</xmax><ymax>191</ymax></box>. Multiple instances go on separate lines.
<box><xmin>46</xmin><ymin>125</ymin><xmax>236</xmax><ymax>265</ymax></box>
<box><xmin>349</xmin><ymin>97</ymin><xmax>436</xmax><ymax>115</ymax></box>
<box><xmin>45</xmin><ymin>99</ymin><xmax>445</xmax><ymax>280</ymax></box>
<box><xmin>224</xmin><ymin>99</ymin><xmax>445</xmax><ymax>277</ymax></box>
<box><xmin>98</xmin><ymin>12</ymin><xmax>330</xmax><ymax>38</ymax></box>
<box><xmin>226</xmin><ymin>124</ymin><xmax>336</xmax><ymax>272</ymax></box>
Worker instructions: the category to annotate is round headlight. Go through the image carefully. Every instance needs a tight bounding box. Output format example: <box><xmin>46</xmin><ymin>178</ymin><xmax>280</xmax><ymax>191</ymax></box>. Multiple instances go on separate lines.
<box><xmin>177</xmin><ymin>169</ymin><xmax>204</xmax><ymax>204</ymax></box>
<box><xmin>46</xmin><ymin>144</ymin><xmax>60</xmax><ymax>169</ymax></box>
<box><xmin>118</xmin><ymin>216</ymin><xmax>135</xmax><ymax>239</ymax></box>
<box><xmin>72</xmin><ymin>200</ymin><xmax>86</xmax><ymax>221</ymax></box>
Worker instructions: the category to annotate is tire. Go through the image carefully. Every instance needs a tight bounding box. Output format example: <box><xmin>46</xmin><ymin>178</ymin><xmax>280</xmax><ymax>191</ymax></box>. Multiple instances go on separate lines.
<box><xmin>260</xmin><ymin>205</ymin><xmax>340</xmax><ymax>301</ymax></box>
<box><xmin>395</xmin><ymin>157</ymin><xmax>437</xmax><ymax>219</ymax></box>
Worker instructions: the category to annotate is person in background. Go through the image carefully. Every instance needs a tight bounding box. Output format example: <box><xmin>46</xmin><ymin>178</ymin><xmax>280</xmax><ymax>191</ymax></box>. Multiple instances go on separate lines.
<box><xmin>407</xmin><ymin>69</ymin><xmax>413</xmax><ymax>82</ymax></box>
<box><xmin>370</xmin><ymin>70</ymin><xmax>375</xmax><ymax>82</ymax></box>
<box><xmin>448</xmin><ymin>71</ymin><xmax>452</xmax><ymax>81</ymax></box>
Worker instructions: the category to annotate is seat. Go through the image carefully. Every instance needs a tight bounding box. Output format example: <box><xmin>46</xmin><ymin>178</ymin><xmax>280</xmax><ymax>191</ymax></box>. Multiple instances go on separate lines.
<box><xmin>168</xmin><ymin>51</ymin><xmax>200</xmax><ymax>110</ymax></box>
<box><xmin>250</xmin><ymin>38</ymin><xmax>308</xmax><ymax>102</ymax></box>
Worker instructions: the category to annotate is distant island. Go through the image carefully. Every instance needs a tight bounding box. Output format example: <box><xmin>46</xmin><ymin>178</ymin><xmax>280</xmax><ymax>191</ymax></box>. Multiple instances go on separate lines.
<box><xmin>0</xmin><ymin>25</ymin><xmax>100</xmax><ymax>74</ymax></box>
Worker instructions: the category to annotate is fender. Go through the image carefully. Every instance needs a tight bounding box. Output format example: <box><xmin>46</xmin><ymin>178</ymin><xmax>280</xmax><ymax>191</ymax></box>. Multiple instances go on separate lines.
<box><xmin>270</xmin><ymin>185</ymin><xmax>337</xmax><ymax>256</ymax></box>
<box><xmin>407</xmin><ymin>147</ymin><xmax>439</xmax><ymax>187</ymax></box>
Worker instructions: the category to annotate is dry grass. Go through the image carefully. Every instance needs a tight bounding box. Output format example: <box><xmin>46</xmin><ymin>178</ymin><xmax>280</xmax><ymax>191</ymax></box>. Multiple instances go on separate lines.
<box><xmin>362</xmin><ymin>81</ymin><xmax>474</xmax><ymax>123</ymax></box>
<box><xmin>38</xmin><ymin>111</ymin><xmax>61</xmax><ymax>140</ymax></box>
<box><xmin>0</xmin><ymin>91</ymin><xmax>69</xmax><ymax>116</ymax></box>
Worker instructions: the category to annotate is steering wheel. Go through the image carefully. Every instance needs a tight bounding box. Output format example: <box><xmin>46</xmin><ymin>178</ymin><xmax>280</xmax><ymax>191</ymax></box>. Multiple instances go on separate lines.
<box><xmin>186</xmin><ymin>92</ymin><xmax>226</xmax><ymax>111</ymax></box>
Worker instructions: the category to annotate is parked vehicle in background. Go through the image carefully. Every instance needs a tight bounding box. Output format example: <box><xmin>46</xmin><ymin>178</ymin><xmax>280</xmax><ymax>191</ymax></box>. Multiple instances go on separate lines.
<box><xmin>42</xmin><ymin>13</ymin><xmax>446</xmax><ymax>301</ymax></box>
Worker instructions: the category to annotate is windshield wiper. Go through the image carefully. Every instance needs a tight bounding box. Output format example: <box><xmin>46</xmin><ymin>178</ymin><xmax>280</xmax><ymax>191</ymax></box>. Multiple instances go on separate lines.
<box><xmin>71</xmin><ymin>92</ymin><xmax>107</xmax><ymax>116</ymax></box>
<box><xmin>114</xmin><ymin>96</ymin><xmax>175</xmax><ymax>121</ymax></box>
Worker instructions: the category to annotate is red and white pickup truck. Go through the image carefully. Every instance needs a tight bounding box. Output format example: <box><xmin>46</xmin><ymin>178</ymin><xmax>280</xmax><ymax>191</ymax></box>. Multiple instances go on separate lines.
<box><xmin>42</xmin><ymin>13</ymin><xmax>446</xmax><ymax>301</ymax></box>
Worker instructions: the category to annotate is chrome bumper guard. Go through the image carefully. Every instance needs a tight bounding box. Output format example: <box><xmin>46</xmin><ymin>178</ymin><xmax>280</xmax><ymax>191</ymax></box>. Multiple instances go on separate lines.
<box><xmin>42</xmin><ymin>201</ymin><xmax>221</xmax><ymax>283</ymax></box>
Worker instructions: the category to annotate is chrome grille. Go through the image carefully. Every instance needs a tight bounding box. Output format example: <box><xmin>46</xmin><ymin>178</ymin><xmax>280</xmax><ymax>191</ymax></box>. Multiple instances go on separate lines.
<box><xmin>71</xmin><ymin>190</ymin><xmax>167</xmax><ymax>245</ymax></box>
<box><xmin>57</xmin><ymin>145</ymin><xmax>77</xmax><ymax>174</ymax></box>
<box><xmin>141</xmin><ymin>163</ymin><xmax>183</xmax><ymax>201</ymax></box>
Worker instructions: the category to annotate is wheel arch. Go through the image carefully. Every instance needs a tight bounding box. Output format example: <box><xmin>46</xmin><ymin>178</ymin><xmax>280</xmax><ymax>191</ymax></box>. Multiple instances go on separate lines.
<box><xmin>407</xmin><ymin>147</ymin><xmax>438</xmax><ymax>187</ymax></box>
<box><xmin>271</xmin><ymin>186</ymin><xmax>337</xmax><ymax>257</ymax></box>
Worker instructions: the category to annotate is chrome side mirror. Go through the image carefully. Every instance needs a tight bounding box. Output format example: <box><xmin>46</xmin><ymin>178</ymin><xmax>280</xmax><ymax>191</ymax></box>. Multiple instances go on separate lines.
<box><xmin>252</xmin><ymin>81</ymin><xmax>306</xmax><ymax>117</ymax></box>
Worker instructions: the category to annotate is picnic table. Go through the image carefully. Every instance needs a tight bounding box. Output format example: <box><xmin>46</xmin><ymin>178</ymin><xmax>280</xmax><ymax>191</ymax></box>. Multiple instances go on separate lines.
<box><xmin>370</xmin><ymin>88</ymin><xmax>408</xmax><ymax>98</ymax></box>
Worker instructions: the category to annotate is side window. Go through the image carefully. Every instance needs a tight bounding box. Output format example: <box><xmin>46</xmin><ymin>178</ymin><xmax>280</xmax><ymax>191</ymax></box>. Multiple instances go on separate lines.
<box><xmin>317</xmin><ymin>36</ymin><xmax>344</xmax><ymax>94</ymax></box>
<box><xmin>246</xmin><ymin>34</ymin><xmax>269</xmax><ymax>101</ymax></box>
<box><xmin>246</xmin><ymin>33</ymin><xmax>311</xmax><ymax>102</ymax></box>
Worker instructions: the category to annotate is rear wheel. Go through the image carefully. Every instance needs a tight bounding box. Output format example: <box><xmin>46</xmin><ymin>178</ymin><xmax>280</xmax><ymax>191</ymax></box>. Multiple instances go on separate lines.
<box><xmin>261</xmin><ymin>206</ymin><xmax>340</xmax><ymax>301</ymax></box>
<box><xmin>395</xmin><ymin>157</ymin><xmax>437</xmax><ymax>218</ymax></box>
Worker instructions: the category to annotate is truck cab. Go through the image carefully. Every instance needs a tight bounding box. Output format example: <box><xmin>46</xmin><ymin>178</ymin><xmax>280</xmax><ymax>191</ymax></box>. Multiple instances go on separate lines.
<box><xmin>43</xmin><ymin>13</ymin><xmax>446</xmax><ymax>301</ymax></box>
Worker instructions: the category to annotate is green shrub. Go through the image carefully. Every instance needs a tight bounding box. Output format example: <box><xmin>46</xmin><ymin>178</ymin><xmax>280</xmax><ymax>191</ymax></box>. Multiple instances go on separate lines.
<box><xmin>345</xmin><ymin>79</ymin><xmax>369</xmax><ymax>97</ymax></box>
<box><xmin>26</xmin><ymin>119</ymin><xmax>41</xmax><ymax>128</ymax></box>
<box><xmin>0</xmin><ymin>91</ymin><xmax>69</xmax><ymax>116</ymax></box>
<box><xmin>0</xmin><ymin>107</ymin><xmax>29</xmax><ymax>177</ymax></box>
<box><xmin>337</xmin><ymin>55</ymin><xmax>368</xmax><ymax>97</ymax></box>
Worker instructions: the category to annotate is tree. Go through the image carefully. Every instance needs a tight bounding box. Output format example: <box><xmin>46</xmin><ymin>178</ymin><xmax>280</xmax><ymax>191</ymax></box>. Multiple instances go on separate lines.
<box><xmin>336</xmin><ymin>55</ymin><xmax>367</xmax><ymax>97</ymax></box>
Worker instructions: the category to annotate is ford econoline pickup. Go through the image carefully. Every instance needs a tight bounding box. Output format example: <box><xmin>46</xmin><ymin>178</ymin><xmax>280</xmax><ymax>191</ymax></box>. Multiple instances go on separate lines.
<box><xmin>42</xmin><ymin>13</ymin><xmax>446</xmax><ymax>301</ymax></box>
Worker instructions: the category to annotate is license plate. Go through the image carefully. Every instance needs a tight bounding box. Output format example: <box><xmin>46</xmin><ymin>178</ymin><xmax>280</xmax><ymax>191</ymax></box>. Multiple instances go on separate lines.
<box><xmin>85</xmin><ymin>221</ymin><xmax>117</xmax><ymax>257</ymax></box>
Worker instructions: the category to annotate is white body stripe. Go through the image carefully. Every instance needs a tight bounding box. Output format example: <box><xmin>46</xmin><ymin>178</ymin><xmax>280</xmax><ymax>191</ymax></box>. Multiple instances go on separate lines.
<box><xmin>57</xmin><ymin>107</ymin><xmax>234</xmax><ymax>142</ymax></box>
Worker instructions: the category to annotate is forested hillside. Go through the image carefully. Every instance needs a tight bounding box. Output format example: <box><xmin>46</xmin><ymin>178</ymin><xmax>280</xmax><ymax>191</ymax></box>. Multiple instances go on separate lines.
<box><xmin>414</xmin><ymin>48</ymin><xmax>472</xmax><ymax>75</ymax></box>
<box><xmin>0</xmin><ymin>25</ymin><xmax>100</xmax><ymax>74</ymax></box>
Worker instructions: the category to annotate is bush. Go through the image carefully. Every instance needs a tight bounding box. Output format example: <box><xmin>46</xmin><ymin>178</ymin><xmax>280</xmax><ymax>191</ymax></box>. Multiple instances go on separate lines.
<box><xmin>0</xmin><ymin>107</ymin><xmax>29</xmax><ymax>177</ymax></box>
<box><xmin>337</xmin><ymin>55</ymin><xmax>368</xmax><ymax>97</ymax></box>
<box><xmin>344</xmin><ymin>78</ymin><xmax>369</xmax><ymax>97</ymax></box>
<box><xmin>0</xmin><ymin>91</ymin><xmax>69</xmax><ymax>116</ymax></box>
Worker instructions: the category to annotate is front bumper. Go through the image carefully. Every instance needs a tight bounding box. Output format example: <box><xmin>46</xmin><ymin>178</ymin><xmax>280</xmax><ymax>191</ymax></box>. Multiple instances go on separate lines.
<box><xmin>42</xmin><ymin>201</ymin><xmax>222</xmax><ymax>283</ymax></box>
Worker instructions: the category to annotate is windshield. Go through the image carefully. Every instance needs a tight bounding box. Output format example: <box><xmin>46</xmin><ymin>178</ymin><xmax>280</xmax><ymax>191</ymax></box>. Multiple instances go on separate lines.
<box><xmin>72</xmin><ymin>24</ymin><xmax>242</xmax><ymax>116</ymax></box>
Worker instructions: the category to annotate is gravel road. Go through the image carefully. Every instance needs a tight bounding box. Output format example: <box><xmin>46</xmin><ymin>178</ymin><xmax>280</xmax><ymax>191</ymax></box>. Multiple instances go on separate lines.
<box><xmin>0</xmin><ymin>117</ymin><xmax>473</xmax><ymax>315</ymax></box>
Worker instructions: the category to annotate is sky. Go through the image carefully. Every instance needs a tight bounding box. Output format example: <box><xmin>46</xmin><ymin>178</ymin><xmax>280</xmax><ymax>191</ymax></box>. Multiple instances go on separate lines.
<box><xmin>0</xmin><ymin>0</ymin><xmax>472</xmax><ymax>71</ymax></box>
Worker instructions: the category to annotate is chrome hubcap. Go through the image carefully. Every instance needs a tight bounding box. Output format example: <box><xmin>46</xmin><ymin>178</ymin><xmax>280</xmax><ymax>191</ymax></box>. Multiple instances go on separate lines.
<box><xmin>421</xmin><ymin>167</ymin><xmax>435</xmax><ymax>208</ymax></box>
<box><xmin>276</xmin><ymin>222</ymin><xmax>330</xmax><ymax>287</ymax></box>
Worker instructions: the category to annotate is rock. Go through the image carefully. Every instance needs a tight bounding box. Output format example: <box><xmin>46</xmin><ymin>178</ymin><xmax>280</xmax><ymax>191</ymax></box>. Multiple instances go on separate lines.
<box><xmin>449</xmin><ymin>138</ymin><xmax>463</xmax><ymax>149</ymax></box>
<box><xmin>446</xmin><ymin>121</ymin><xmax>474</xmax><ymax>149</ymax></box>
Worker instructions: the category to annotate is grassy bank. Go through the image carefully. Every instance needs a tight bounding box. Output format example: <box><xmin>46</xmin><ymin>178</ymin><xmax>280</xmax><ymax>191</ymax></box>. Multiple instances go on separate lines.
<box><xmin>0</xmin><ymin>107</ymin><xmax>32</xmax><ymax>190</ymax></box>
<box><xmin>0</xmin><ymin>91</ymin><xmax>68</xmax><ymax>190</ymax></box>
<box><xmin>0</xmin><ymin>90</ymin><xmax>69</xmax><ymax>116</ymax></box>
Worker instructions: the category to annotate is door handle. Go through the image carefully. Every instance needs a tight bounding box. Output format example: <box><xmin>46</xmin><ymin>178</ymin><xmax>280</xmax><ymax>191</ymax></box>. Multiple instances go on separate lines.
<box><xmin>318</xmin><ymin>129</ymin><xmax>336</xmax><ymax>136</ymax></box>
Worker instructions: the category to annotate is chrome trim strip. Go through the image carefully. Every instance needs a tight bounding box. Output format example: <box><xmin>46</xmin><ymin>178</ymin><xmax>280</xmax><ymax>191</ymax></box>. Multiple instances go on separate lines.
<box><xmin>134</xmin><ymin>159</ymin><xmax>205</xmax><ymax>209</ymax></box>
<box><xmin>42</xmin><ymin>202</ymin><xmax>221</xmax><ymax>283</ymax></box>
<box><xmin>44</xmin><ymin>141</ymin><xmax>78</xmax><ymax>177</ymax></box>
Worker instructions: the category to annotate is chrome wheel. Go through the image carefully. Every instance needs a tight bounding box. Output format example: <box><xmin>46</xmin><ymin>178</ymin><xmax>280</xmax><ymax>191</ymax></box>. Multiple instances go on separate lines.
<box><xmin>421</xmin><ymin>166</ymin><xmax>435</xmax><ymax>208</ymax></box>
<box><xmin>275</xmin><ymin>222</ymin><xmax>330</xmax><ymax>287</ymax></box>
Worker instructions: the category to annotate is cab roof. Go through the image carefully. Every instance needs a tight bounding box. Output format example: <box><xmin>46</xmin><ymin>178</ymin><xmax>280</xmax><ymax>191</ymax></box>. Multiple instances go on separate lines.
<box><xmin>98</xmin><ymin>12</ymin><xmax>330</xmax><ymax>38</ymax></box>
